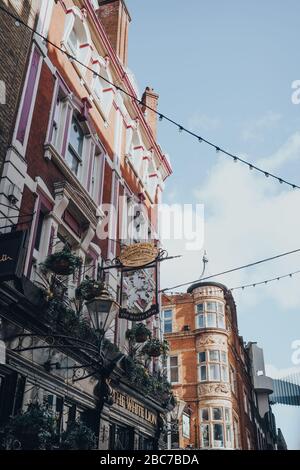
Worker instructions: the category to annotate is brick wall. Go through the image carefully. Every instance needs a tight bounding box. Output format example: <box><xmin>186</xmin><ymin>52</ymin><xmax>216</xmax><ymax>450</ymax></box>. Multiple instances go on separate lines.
<box><xmin>0</xmin><ymin>0</ymin><xmax>39</xmax><ymax>170</ymax></box>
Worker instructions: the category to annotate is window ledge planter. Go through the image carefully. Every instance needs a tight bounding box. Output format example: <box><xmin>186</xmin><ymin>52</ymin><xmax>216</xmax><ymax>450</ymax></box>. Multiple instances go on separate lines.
<box><xmin>41</xmin><ymin>246</ymin><xmax>82</xmax><ymax>276</ymax></box>
<box><xmin>75</xmin><ymin>278</ymin><xmax>103</xmax><ymax>301</ymax></box>
<box><xmin>141</xmin><ymin>338</ymin><xmax>169</xmax><ymax>357</ymax></box>
<box><xmin>126</xmin><ymin>323</ymin><xmax>152</xmax><ymax>343</ymax></box>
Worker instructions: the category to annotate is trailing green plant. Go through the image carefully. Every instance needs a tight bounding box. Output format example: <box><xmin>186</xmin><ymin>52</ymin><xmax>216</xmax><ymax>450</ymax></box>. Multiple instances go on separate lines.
<box><xmin>1</xmin><ymin>402</ymin><xmax>57</xmax><ymax>450</ymax></box>
<box><xmin>123</xmin><ymin>356</ymin><xmax>173</xmax><ymax>403</ymax></box>
<box><xmin>60</xmin><ymin>420</ymin><xmax>96</xmax><ymax>450</ymax></box>
<box><xmin>41</xmin><ymin>245</ymin><xmax>82</xmax><ymax>276</ymax></box>
<box><xmin>45</xmin><ymin>297</ymin><xmax>97</xmax><ymax>345</ymax></box>
<box><xmin>125</xmin><ymin>323</ymin><xmax>152</xmax><ymax>343</ymax></box>
<box><xmin>75</xmin><ymin>278</ymin><xmax>103</xmax><ymax>301</ymax></box>
<box><xmin>102</xmin><ymin>337</ymin><xmax>121</xmax><ymax>354</ymax></box>
<box><xmin>141</xmin><ymin>338</ymin><xmax>169</xmax><ymax>358</ymax></box>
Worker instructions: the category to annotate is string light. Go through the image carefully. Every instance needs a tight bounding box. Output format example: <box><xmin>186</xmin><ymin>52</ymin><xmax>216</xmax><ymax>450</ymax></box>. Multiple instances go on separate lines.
<box><xmin>229</xmin><ymin>269</ymin><xmax>300</xmax><ymax>292</ymax></box>
<box><xmin>164</xmin><ymin>269</ymin><xmax>300</xmax><ymax>295</ymax></box>
<box><xmin>1</xmin><ymin>5</ymin><xmax>300</xmax><ymax>191</ymax></box>
<box><xmin>159</xmin><ymin>114</ymin><xmax>163</xmax><ymax>121</ymax></box>
<box><xmin>160</xmin><ymin>247</ymin><xmax>300</xmax><ymax>293</ymax></box>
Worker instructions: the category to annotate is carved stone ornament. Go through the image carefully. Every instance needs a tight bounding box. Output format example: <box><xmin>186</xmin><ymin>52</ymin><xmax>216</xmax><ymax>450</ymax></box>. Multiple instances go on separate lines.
<box><xmin>198</xmin><ymin>383</ymin><xmax>231</xmax><ymax>397</ymax></box>
<box><xmin>196</xmin><ymin>334</ymin><xmax>227</xmax><ymax>348</ymax></box>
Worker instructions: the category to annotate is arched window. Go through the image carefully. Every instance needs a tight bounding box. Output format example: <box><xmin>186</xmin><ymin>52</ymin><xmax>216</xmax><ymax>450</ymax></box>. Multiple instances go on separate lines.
<box><xmin>144</xmin><ymin>156</ymin><xmax>158</xmax><ymax>200</ymax></box>
<box><xmin>62</xmin><ymin>8</ymin><xmax>92</xmax><ymax>69</ymax></box>
<box><xmin>126</xmin><ymin>126</ymin><xmax>144</xmax><ymax>173</ymax></box>
<box><xmin>92</xmin><ymin>57</ymin><xmax>114</xmax><ymax>118</ymax></box>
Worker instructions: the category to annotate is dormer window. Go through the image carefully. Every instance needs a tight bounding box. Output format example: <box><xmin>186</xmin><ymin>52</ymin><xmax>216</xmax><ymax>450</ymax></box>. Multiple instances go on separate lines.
<box><xmin>62</xmin><ymin>8</ymin><xmax>92</xmax><ymax>70</ymax></box>
<box><xmin>92</xmin><ymin>57</ymin><xmax>114</xmax><ymax>118</ymax></box>
<box><xmin>67</xmin><ymin>28</ymin><xmax>80</xmax><ymax>56</ymax></box>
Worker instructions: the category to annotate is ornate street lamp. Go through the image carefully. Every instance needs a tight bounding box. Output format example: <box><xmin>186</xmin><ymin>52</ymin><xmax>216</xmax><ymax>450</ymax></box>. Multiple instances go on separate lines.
<box><xmin>167</xmin><ymin>398</ymin><xmax>186</xmax><ymax>450</ymax></box>
<box><xmin>85</xmin><ymin>283</ymin><xmax>119</xmax><ymax>335</ymax></box>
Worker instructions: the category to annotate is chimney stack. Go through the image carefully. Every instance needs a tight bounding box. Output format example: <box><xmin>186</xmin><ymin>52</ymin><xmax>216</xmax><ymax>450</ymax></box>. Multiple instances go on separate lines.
<box><xmin>97</xmin><ymin>0</ymin><xmax>131</xmax><ymax>66</ymax></box>
<box><xmin>141</xmin><ymin>87</ymin><xmax>159</xmax><ymax>139</ymax></box>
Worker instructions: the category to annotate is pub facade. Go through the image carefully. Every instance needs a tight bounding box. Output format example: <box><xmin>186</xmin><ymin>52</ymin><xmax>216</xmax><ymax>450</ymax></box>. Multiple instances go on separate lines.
<box><xmin>0</xmin><ymin>0</ymin><xmax>172</xmax><ymax>450</ymax></box>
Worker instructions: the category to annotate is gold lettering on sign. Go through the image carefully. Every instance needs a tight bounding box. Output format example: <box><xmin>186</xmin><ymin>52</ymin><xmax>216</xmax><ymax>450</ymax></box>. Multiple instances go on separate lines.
<box><xmin>0</xmin><ymin>254</ymin><xmax>13</xmax><ymax>262</ymax></box>
<box><xmin>112</xmin><ymin>390</ymin><xmax>157</xmax><ymax>425</ymax></box>
<box><xmin>119</xmin><ymin>243</ymin><xmax>158</xmax><ymax>268</ymax></box>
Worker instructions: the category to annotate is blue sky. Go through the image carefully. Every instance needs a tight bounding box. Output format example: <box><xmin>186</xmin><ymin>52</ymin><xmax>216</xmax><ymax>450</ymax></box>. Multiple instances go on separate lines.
<box><xmin>126</xmin><ymin>0</ymin><xmax>300</xmax><ymax>448</ymax></box>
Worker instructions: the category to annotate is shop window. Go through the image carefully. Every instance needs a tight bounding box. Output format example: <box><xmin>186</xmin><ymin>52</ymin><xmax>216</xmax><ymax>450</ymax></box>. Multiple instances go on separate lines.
<box><xmin>163</xmin><ymin>309</ymin><xmax>173</xmax><ymax>333</ymax></box>
<box><xmin>196</xmin><ymin>301</ymin><xmax>225</xmax><ymax>330</ymax></box>
<box><xmin>198</xmin><ymin>349</ymin><xmax>228</xmax><ymax>383</ymax></box>
<box><xmin>199</xmin><ymin>406</ymin><xmax>233</xmax><ymax>449</ymax></box>
<box><xmin>138</xmin><ymin>435</ymin><xmax>154</xmax><ymax>450</ymax></box>
<box><xmin>0</xmin><ymin>368</ymin><xmax>26</xmax><ymax>424</ymax></box>
<box><xmin>109</xmin><ymin>423</ymin><xmax>134</xmax><ymax>450</ymax></box>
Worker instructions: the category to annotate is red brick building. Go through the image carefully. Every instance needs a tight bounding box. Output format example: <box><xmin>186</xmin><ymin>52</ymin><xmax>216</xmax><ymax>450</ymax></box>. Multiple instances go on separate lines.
<box><xmin>162</xmin><ymin>281</ymin><xmax>278</xmax><ymax>450</ymax></box>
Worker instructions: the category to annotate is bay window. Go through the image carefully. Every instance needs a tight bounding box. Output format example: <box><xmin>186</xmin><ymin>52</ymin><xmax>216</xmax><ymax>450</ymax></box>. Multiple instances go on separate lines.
<box><xmin>198</xmin><ymin>349</ymin><xmax>229</xmax><ymax>383</ymax></box>
<box><xmin>196</xmin><ymin>301</ymin><xmax>225</xmax><ymax>329</ymax></box>
<box><xmin>200</xmin><ymin>406</ymin><xmax>233</xmax><ymax>449</ymax></box>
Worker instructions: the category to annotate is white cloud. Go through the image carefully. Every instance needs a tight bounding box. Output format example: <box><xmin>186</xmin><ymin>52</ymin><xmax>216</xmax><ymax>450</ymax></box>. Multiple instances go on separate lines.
<box><xmin>241</xmin><ymin>111</ymin><xmax>281</xmax><ymax>142</ymax></box>
<box><xmin>258</xmin><ymin>131</ymin><xmax>300</xmax><ymax>171</ymax></box>
<box><xmin>188</xmin><ymin>113</ymin><xmax>220</xmax><ymax>132</ymax></box>
<box><xmin>161</xmin><ymin>131</ymin><xmax>300</xmax><ymax>312</ymax></box>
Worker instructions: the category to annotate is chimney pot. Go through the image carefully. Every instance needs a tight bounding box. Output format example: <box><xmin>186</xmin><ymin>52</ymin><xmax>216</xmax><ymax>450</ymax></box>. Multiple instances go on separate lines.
<box><xmin>141</xmin><ymin>87</ymin><xmax>159</xmax><ymax>139</ymax></box>
<box><xmin>97</xmin><ymin>0</ymin><xmax>131</xmax><ymax>66</ymax></box>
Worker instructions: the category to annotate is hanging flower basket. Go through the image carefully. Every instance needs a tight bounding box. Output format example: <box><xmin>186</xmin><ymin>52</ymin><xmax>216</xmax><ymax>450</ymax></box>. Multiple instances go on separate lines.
<box><xmin>126</xmin><ymin>323</ymin><xmax>152</xmax><ymax>343</ymax></box>
<box><xmin>141</xmin><ymin>338</ymin><xmax>169</xmax><ymax>357</ymax></box>
<box><xmin>75</xmin><ymin>278</ymin><xmax>103</xmax><ymax>301</ymax></box>
<box><xmin>42</xmin><ymin>247</ymin><xmax>82</xmax><ymax>276</ymax></box>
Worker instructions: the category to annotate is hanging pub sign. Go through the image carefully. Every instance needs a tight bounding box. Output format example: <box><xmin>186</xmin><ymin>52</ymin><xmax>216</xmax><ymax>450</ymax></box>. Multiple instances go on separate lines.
<box><xmin>0</xmin><ymin>230</ymin><xmax>27</xmax><ymax>281</ymax></box>
<box><xmin>119</xmin><ymin>242</ymin><xmax>158</xmax><ymax>268</ymax></box>
<box><xmin>119</xmin><ymin>242</ymin><xmax>159</xmax><ymax>321</ymax></box>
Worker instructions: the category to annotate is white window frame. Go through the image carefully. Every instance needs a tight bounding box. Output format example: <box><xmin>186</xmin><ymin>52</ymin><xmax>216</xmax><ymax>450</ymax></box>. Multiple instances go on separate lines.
<box><xmin>195</xmin><ymin>301</ymin><xmax>225</xmax><ymax>330</ymax></box>
<box><xmin>168</xmin><ymin>355</ymin><xmax>179</xmax><ymax>384</ymax></box>
<box><xmin>199</xmin><ymin>406</ymin><xmax>234</xmax><ymax>449</ymax></box>
<box><xmin>163</xmin><ymin>309</ymin><xmax>173</xmax><ymax>334</ymax></box>
<box><xmin>198</xmin><ymin>349</ymin><xmax>229</xmax><ymax>383</ymax></box>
